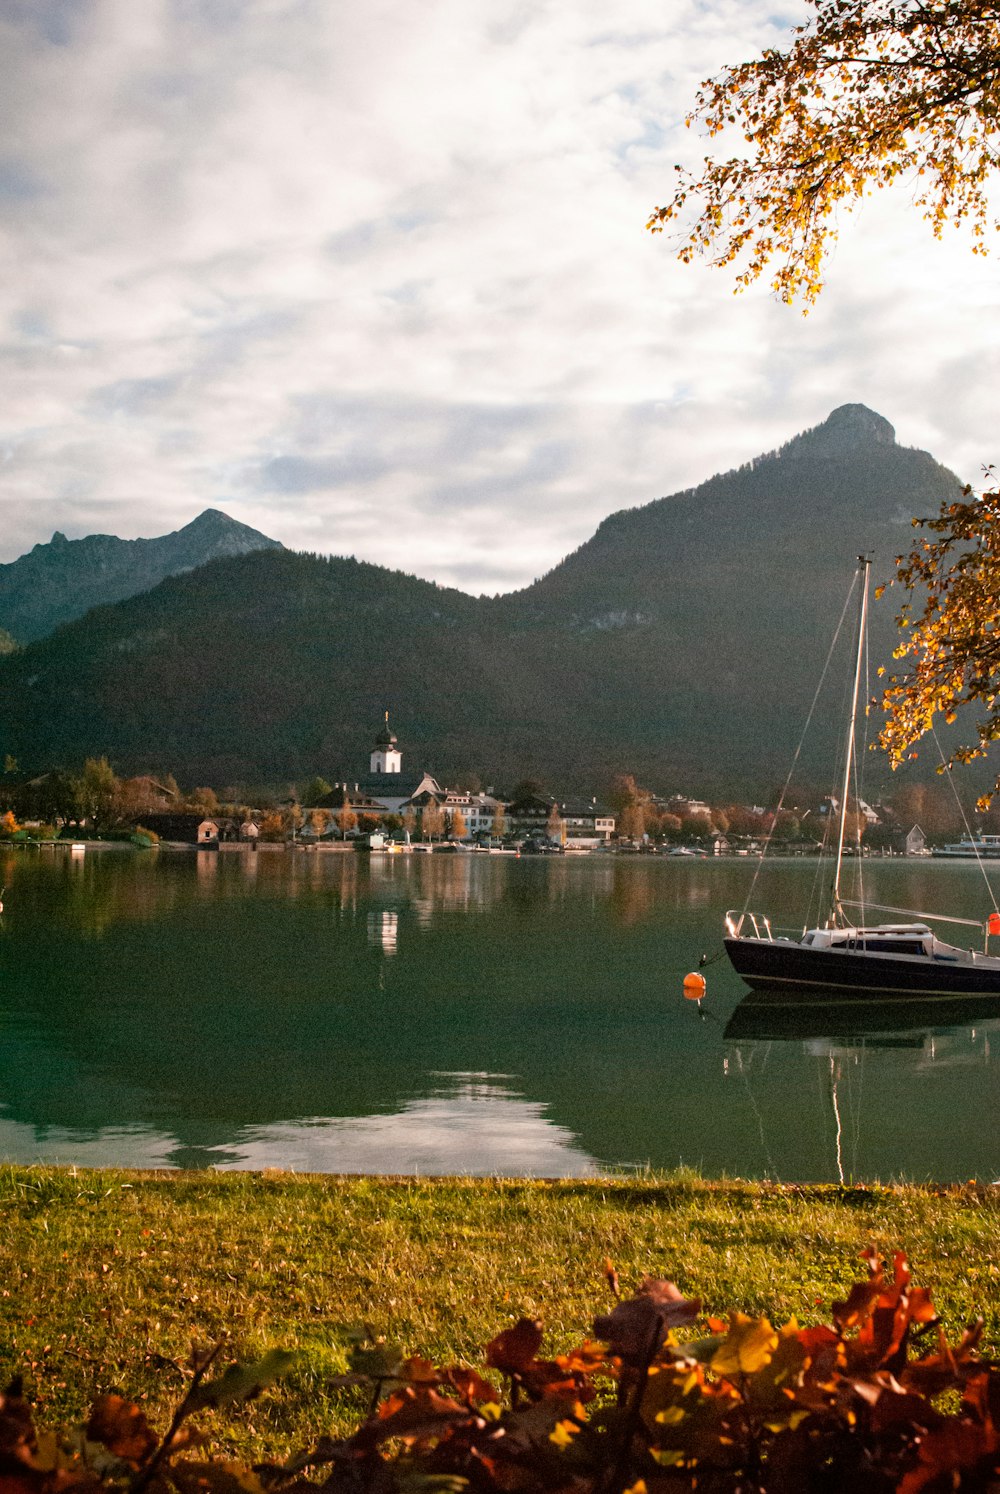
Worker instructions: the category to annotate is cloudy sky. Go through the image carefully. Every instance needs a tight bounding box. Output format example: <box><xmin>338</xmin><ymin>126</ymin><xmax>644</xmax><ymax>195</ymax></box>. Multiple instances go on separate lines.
<box><xmin>2</xmin><ymin>0</ymin><xmax>997</xmax><ymax>593</ymax></box>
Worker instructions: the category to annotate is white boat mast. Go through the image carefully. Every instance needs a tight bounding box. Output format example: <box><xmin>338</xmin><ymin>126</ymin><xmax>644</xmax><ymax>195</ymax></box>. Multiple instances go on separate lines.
<box><xmin>832</xmin><ymin>555</ymin><xmax>870</xmax><ymax>924</ymax></box>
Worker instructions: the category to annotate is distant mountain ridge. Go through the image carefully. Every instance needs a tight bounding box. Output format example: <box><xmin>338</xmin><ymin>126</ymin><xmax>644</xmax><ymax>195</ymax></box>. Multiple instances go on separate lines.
<box><xmin>0</xmin><ymin>407</ymin><xmax>968</xmax><ymax>795</ymax></box>
<box><xmin>0</xmin><ymin>508</ymin><xmax>283</xmax><ymax>644</ymax></box>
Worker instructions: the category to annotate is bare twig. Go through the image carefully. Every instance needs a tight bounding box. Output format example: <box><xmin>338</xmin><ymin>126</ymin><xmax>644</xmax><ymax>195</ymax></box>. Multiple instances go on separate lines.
<box><xmin>130</xmin><ymin>1340</ymin><xmax>226</xmax><ymax>1494</ymax></box>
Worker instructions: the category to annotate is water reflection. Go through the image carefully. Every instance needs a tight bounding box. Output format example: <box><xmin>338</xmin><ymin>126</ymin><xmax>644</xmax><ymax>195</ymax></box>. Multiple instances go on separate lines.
<box><xmin>367</xmin><ymin>910</ymin><xmax>399</xmax><ymax>956</ymax></box>
<box><xmin>723</xmin><ymin>991</ymin><xmax>1000</xmax><ymax>1183</ymax></box>
<box><xmin>0</xmin><ymin>1075</ymin><xmax>597</xmax><ymax>1176</ymax></box>
<box><xmin>724</xmin><ymin>991</ymin><xmax>1000</xmax><ymax>1045</ymax></box>
<box><xmin>0</xmin><ymin>847</ymin><xmax>998</xmax><ymax>1180</ymax></box>
<box><xmin>215</xmin><ymin>1075</ymin><xmax>598</xmax><ymax>1176</ymax></box>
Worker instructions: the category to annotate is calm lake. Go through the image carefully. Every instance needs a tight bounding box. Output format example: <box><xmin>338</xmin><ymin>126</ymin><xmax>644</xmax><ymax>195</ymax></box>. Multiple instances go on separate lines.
<box><xmin>1</xmin><ymin>844</ymin><xmax>998</xmax><ymax>1183</ymax></box>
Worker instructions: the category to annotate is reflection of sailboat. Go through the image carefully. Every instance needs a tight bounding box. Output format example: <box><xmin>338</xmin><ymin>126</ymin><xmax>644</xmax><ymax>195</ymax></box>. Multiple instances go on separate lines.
<box><xmin>723</xmin><ymin>989</ymin><xmax>998</xmax><ymax>1183</ymax></box>
<box><xmin>724</xmin><ymin>557</ymin><xmax>1000</xmax><ymax>1001</ymax></box>
<box><xmin>724</xmin><ymin>990</ymin><xmax>1000</xmax><ymax>1046</ymax></box>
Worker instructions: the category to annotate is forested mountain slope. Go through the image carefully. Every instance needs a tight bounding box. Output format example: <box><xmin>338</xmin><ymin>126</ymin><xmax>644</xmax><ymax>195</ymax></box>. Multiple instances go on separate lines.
<box><xmin>0</xmin><ymin>406</ymin><xmax>965</xmax><ymax>794</ymax></box>
<box><xmin>488</xmin><ymin>403</ymin><xmax>965</xmax><ymax>792</ymax></box>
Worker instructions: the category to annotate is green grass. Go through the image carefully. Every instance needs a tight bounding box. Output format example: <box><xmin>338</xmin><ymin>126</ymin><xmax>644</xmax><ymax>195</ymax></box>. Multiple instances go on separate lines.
<box><xmin>2</xmin><ymin>1166</ymin><xmax>999</xmax><ymax>1463</ymax></box>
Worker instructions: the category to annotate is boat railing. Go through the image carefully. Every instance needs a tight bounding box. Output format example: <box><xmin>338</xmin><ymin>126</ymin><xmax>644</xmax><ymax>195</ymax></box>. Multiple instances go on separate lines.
<box><xmin>726</xmin><ymin>909</ymin><xmax>775</xmax><ymax>941</ymax></box>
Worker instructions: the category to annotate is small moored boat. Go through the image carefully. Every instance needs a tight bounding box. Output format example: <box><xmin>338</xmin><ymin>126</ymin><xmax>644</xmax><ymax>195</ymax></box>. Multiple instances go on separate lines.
<box><xmin>724</xmin><ymin>914</ymin><xmax>1000</xmax><ymax>999</ymax></box>
<box><xmin>723</xmin><ymin>556</ymin><xmax>1000</xmax><ymax>1002</ymax></box>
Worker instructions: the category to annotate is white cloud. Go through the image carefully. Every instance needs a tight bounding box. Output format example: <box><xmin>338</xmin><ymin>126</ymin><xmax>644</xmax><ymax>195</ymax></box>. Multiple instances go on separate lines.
<box><xmin>1</xmin><ymin>0</ymin><xmax>996</xmax><ymax>589</ymax></box>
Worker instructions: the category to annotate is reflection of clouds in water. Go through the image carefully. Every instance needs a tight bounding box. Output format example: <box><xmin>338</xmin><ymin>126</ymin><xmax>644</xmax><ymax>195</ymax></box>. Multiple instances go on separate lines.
<box><xmin>221</xmin><ymin>1082</ymin><xmax>598</xmax><ymax>1176</ymax></box>
<box><xmin>0</xmin><ymin>1080</ymin><xmax>599</xmax><ymax>1177</ymax></box>
<box><xmin>0</xmin><ymin>1120</ymin><xmax>180</xmax><ymax>1169</ymax></box>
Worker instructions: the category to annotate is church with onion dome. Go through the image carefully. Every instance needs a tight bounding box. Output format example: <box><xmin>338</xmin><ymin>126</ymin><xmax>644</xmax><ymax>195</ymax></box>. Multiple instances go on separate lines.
<box><xmin>314</xmin><ymin>713</ymin><xmax>442</xmax><ymax>815</ymax></box>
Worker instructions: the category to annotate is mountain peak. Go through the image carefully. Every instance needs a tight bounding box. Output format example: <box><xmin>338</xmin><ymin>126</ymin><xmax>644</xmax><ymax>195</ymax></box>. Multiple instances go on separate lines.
<box><xmin>184</xmin><ymin>508</ymin><xmax>232</xmax><ymax>529</ymax></box>
<box><xmin>0</xmin><ymin>510</ymin><xmax>282</xmax><ymax>644</ymax></box>
<box><xmin>797</xmin><ymin>404</ymin><xmax>896</xmax><ymax>457</ymax></box>
<box><xmin>171</xmin><ymin>508</ymin><xmax>285</xmax><ymax>561</ymax></box>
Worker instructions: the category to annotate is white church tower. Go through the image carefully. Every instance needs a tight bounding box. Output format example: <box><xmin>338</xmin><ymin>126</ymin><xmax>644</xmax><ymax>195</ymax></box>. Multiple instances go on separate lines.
<box><xmin>370</xmin><ymin>711</ymin><xmax>402</xmax><ymax>775</ymax></box>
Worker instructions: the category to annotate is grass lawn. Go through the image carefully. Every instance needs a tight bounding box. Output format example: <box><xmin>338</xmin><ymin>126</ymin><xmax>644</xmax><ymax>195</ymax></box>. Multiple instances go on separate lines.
<box><xmin>2</xmin><ymin>1166</ymin><xmax>999</xmax><ymax>1463</ymax></box>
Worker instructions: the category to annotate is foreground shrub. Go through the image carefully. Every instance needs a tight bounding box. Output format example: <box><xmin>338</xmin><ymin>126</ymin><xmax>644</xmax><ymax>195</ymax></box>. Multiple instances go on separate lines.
<box><xmin>2</xmin><ymin>1246</ymin><xmax>998</xmax><ymax>1492</ymax></box>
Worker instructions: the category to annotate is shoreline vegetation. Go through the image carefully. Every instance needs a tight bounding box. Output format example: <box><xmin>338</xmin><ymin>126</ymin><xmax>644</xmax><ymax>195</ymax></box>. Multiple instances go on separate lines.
<box><xmin>5</xmin><ymin>752</ymin><xmax>1000</xmax><ymax>858</ymax></box>
<box><xmin>3</xmin><ymin>1167</ymin><xmax>999</xmax><ymax>1463</ymax></box>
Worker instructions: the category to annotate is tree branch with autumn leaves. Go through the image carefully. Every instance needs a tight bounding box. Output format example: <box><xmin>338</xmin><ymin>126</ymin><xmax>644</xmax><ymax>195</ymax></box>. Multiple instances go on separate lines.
<box><xmin>877</xmin><ymin>481</ymin><xmax>1000</xmax><ymax>802</ymax></box>
<box><xmin>649</xmin><ymin>0</ymin><xmax>1000</xmax><ymax>305</ymax></box>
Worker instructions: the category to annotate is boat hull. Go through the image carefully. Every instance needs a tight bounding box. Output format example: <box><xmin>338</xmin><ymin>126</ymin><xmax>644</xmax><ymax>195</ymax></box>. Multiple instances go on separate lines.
<box><xmin>724</xmin><ymin>935</ymin><xmax>1000</xmax><ymax>999</ymax></box>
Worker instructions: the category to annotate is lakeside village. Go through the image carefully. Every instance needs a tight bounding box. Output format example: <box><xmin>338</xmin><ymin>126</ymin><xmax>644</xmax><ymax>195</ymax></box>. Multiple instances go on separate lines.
<box><xmin>0</xmin><ymin>716</ymin><xmax>973</xmax><ymax>858</ymax></box>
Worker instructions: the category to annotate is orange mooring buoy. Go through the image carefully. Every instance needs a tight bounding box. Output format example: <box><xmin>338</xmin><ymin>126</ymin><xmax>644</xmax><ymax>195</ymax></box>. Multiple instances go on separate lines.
<box><xmin>989</xmin><ymin>912</ymin><xmax>1000</xmax><ymax>938</ymax></box>
<box><xmin>683</xmin><ymin>971</ymin><xmax>707</xmax><ymax>1002</ymax></box>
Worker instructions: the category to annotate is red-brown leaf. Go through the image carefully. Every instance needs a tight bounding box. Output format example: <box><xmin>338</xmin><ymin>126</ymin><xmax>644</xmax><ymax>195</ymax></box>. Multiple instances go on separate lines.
<box><xmin>442</xmin><ymin>1366</ymin><xmax>500</xmax><ymax>1405</ymax></box>
<box><xmin>367</xmin><ymin>1386</ymin><xmax>468</xmax><ymax>1447</ymax></box>
<box><xmin>86</xmin><ymin>1395</ymin><xmax>159</xmax><ymax>1467</ymax></box>
<box><xmin>485</xmin><ymin>1319</ymin><xmax>544</xmax><ymax>1374</ymax></box>
<box><xmin>593</xmin><ymin>1280</ymin><xmax>700</xmax><ymax>1367</ymax></box>
<box><xmin>832</xmin><ymin>1279</ymin><xmax>881</xmax><ymax>1334</ymax></box>
<box><xmin>797</xmin><ymin>1324</ymin><xmax>839</xmax><ymax>1356</ymax></box>
<box><xmin>896</xmin><ymin>1418</ymin><xmax>999</xmax><ymax>1494</ymax></box>
<box><xmin>0</xmin><ymin>1380</ymin><xmax>37</xmax><ymax>1469</ymax></box>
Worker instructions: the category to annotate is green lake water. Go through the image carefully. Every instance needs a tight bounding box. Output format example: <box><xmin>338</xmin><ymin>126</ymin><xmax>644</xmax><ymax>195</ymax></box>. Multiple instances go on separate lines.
<box><xmin>0</xmin><ymin>844</ymin><xmax>997</xmax><ymax>1182</ymax></box>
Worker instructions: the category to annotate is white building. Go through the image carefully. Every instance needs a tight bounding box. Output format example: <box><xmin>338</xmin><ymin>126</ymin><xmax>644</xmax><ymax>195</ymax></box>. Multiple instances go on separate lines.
<box><xmin>316</xmin><ymin>714</ymin><xmax>441</xmax><ymax>815</ymax></box>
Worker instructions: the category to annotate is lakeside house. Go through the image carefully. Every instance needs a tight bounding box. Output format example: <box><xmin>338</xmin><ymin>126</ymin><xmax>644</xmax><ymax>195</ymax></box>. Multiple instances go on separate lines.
<box><xmin>407</xmin><ymin>785</ymin><xmax>504</xmax><ymax>838</ymax></box>
<box><xmin>905</xmin><ymin>824</ymin><xmax>928</xmax><ymax>855</ymax></box>
<box><xmin>134</xmin><ymin>813</ymin><xmax>258</xmax><ymax>844</ymax></box>
<box><xmin>506</xmin><ymin>791</ymin><xmax>615</xmax><ymax>847</ymax></box>
<box><xmin>138</xmin><ymin>813</ymin><xmax>214</xmax><ymax>844</ymax></box>
<box><xmin>558</xmin><ymin>797</ymin><xmax>616</xmax><ymax>848</ymax></box>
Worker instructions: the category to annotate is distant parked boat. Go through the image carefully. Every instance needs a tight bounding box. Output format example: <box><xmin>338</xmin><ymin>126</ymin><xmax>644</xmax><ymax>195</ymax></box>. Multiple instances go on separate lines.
<box><xmin>931</xmin><ymin>835</ymin><xmax>1000</xmax><ymax>859</ymax></box>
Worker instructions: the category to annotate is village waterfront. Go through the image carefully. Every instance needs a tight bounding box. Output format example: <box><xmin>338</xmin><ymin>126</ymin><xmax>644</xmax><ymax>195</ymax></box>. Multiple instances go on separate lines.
<box><xmin>2</xmin><ymin>841</ymin><xmax>999</xmax><ymax>1185</ymax></box>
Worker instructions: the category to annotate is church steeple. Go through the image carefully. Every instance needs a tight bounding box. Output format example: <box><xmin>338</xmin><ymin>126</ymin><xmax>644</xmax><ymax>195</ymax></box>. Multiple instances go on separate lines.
<box><xmin>370</xmin><ymin>710</ymin><xmax>402</xmax><ymax>774</ymax></box>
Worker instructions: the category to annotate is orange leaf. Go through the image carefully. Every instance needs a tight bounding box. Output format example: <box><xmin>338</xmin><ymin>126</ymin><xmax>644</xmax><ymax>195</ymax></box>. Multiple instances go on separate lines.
<box><xmin>443</xmin><ymin>1366</ymin><xmax>500</xmax><ymax>1405</ymax></box>
<box><xmin>367</xmin><ymin>1386</ymin><xmax>467</xmax><ymax>1447</ymax></box>
<box><xmin>399</xmin><ymin>1356</ymin><xmax>438</xmax><ymax>1385</ymax></box>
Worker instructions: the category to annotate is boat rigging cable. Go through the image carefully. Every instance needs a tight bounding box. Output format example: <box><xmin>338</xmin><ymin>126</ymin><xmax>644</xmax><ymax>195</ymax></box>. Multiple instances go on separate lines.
<box><xmin>739</xmin><ymin>569</ymin><xmax>859</xmax><ymax>922</ymax></box>
<box><xmin>697</xmin><ymin>569</ymin><xmax>860</xmax><ymax>968</ymax></box>
<box><xmin>929</xmin><ymin>721</ymin><xmax>1000</xmax><ymax>917</ymax></box>
<box><xmin>836</xmin><ymin>724</ymin><xmax>1000</xmax><ymax>929</ymax></box>
<box><xmin>830</xmin><ymin>554</ymin><xmax>872</xmax><ymax>928</ymax></box>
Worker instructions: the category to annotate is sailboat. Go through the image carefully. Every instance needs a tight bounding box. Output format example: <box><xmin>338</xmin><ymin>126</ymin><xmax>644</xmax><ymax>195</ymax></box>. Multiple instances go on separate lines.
<box><xmin>724</xmin><ymin>556</ymin><xmax>1000</xmax><ymax>1001</ymax></box>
